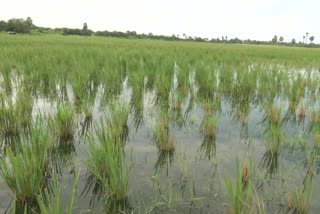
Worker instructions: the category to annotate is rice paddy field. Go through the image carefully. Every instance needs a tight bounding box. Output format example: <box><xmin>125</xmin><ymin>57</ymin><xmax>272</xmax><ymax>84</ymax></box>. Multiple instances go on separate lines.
<box><xmin>1</xmin><ymin>33</ymin><xmax>320</xmax><ymax>213</ymax></box>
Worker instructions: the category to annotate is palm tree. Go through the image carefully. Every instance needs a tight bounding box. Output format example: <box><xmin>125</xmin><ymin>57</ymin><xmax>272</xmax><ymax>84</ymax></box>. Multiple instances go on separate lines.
<box><xmin>309</xmin><ymin>36</ymin><xmax>315</xmax><ymax>43</ymax></box>
<box><xmin>303</xmin><ymin>36</ymin><xmax>306</xmax><ymax>44</ymax></box>
<box><xmin>306</xmin><ymin>32</ymin><xmax>309</xmax><ymax>44</ymax></box>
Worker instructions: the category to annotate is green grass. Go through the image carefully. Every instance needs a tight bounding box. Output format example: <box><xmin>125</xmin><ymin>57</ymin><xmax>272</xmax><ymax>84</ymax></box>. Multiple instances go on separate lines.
<box><xmin>85</xmin><ymin>120</ymin><xmax>131</xmax><ymax>211</ymax></box>
<box><xmin>0</xmin><ymin>119</ymin><xmax>53</xmax><ymax>211</ymax></box>
<box><xmin>55</xmin><ymin>102</ymin><xmax>76</xmax><ymax>143</ymax></box>
<box><xmin>36</xmin><ymin>171</ymin><xmax>80</xmax><ymax>214</ymax></box>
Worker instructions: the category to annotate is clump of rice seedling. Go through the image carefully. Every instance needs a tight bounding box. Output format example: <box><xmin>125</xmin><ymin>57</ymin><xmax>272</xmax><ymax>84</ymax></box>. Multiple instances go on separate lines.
<box><xmin>224</xmin><ymin>158</ymin><xmax>254</xmax><ymax>214</ymax></box>
<box><xmin>310</xmin><ymin>109</ymin><xmax>320</xmax><ymax>130</ymax></box>
<box><xmin>55</xmin><ymin>102</ymin><xmax>76</xmax><ymax>143</ymax></box>
<box><xmin>200</xmin><ymin>114</ymin><xmax>220</xmax><ymax>139</ymax></box>
<box><xmin>107</xmin><ymin>103</ymin><xmax>129</xmax><ymax>145</ymax></box>
<box><xmin>259</xmin><ymin>124</ymin><xmax>283</xmax><ymax>177</ymax></box>
<box><xmin>15</xmin><ymin>89</ymin><xmax>33</xmax><ymax>130</ymax></box>
<box><xmin>0</xmin><ymin>120</ymin><xmax>53</xmax><ymax>212</ymax></box>
<box><xmin>287</xmin><ymin>176</ymin><xmax>313</xmax><ymax>214</ymax></box>
<box><xmin>80</xmin><ymin>102</ymin><xmax>94</xmax><ymax>137</ymax></box>
<box><xmin>264</xmin><ymin>103</ymin><xmax>282</xmax><ymax>125</ymax></box>
<box><xmin>0</xmin><ymin>101</ymin><xmax>20</xmax><ymax>147</ymax></box>
<box><xmin>297</xmin><ymin>105</ymin><xmax>306</xmax><ymax>121</ymax></box>
<box><xmin>37</xmin><ymin>171</ymin><xmax>80</xmax><ymax>214</ymax></box>
<box><xmin>85</xmin><ymin>122</ymin><xmax>131</xmax><ymax>211</ymax></box>
<box><xmin>154</xmin><ymin>110</ymin><xmax>175</xmax><ymax>153</ymax></box>
<box><xmin>199</xmin><ymin>106</ymin><xmax>219</xmax><ymax>159</ymax></box>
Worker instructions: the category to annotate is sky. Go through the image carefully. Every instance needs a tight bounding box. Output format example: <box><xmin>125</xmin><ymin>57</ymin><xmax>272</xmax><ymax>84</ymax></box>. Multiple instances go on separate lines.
<box><xmin>1</xmin><ymin>0</ymin><xmax>319</xmax><ymax>43</ymax></box>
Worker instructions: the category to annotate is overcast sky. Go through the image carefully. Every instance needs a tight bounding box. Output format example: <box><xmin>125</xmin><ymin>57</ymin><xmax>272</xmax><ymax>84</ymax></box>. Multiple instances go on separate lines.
<box><xmin>1</xmin><ymin>0</ymin><xmax>319</xmax><ymax>43</ymax></box>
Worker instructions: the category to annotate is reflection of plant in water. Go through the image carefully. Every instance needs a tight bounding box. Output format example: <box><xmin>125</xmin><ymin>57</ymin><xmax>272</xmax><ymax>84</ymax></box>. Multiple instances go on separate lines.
<box><xmin>80</xmin><ymin>115</ymin><xmax>93</xmax><ymax>137</ymax></box>
<box><xmin>259</xmin><ymin>124</ymin><xmax>283</xmax><ymax>177</ymax></box>
<box><xmin>37</xmin><ymin>171</ymin><xmax>80</xmax><ymax>214</ymax></box>
<box><xmin>199</xmin><ymin>135</ymin><xmax>216</xmax><ymax>160</ymax></box>
<box><xmin>154</xmin><ymin>150</ymin><xmax>175</xmax><ymax>175</ymax></box>
<box><xmin>52</xmin><ymin>142</ymin><xmax>76</xmax><ymax>175</ymax></box>
<box><xmin>104</xmin><ymin>196</ymin><xmax>131</xmax><ymax>213</ymax></box>
<box><xmin>259</xmin><ymin>150</ymin><xmax>279</xmax><ymax>178</ymax></box>
<box><xmin>170</xmin><ymin>93</ymin><xmax>185</xmax><ymax>128</ymax></box>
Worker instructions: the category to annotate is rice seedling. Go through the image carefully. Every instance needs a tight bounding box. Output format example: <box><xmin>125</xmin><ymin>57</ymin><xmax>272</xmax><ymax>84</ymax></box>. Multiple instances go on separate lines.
<box><xmin>264</xmin><ymin>103</ymin><xmax>282</xmax><ymax>126</ymax></box>
<box><xmin>85</xmin><ymin>121</ymin><xmax>131</xmax><ymax>211</ymax></box>
<box><xmin>36</xmin><ymin>171</ymin><xmax>80</xmax><ymax>214</ymax></box>
<box><xmin>0</xmin><ymin>101</ymin><xmax>20</xmax><ymax>149</ymax></box>
<box><xmin>0</xmin><ymin>119</ymin><xmax>53</xmax><ymax>212</ymax></box>
<box><xmin>2</xmin><ymin>33</ymin><xmax>320</xmax><ymax>213</ymax></box>
<box><xmin>153</xmin><ymin>109</ymin><xmax>175</xmax><ymax>153</ymax></box>
<box><xmin>287</xmin><ymin>176</ymin><xmax>313</xmax><ymax>214</ymax></box>
<box><xmin>15</xmin><ymin>89</ymin><xmax>33</xmax><ymax>131</ymax></box>
<box><xmin>106</xmin><ymin>102</ymin><xmax>129</xmax><ymax>145</ymax></box>
<box><xmin>200</xmin><ymin>112</ymin><xmax>220</xmax><ymax>140</ymax></box>
<box><xmin>54</xmin><ymin>102</ymin><xmax>76</xmax><ymax>143</ymax></box>
<box><xmin>79</xmin><ymin>102</ymin><xmax>94</xmax><ymax>137</ymax></box>
<box><xmin>297</xmin><ymin>104</ymin><xmax>306</xmax><ymax>121</ymax></box>
<box><xmin>224</xmin><ymin>158</ymin><xmax>254</xmax><ymax>214</ymax></box>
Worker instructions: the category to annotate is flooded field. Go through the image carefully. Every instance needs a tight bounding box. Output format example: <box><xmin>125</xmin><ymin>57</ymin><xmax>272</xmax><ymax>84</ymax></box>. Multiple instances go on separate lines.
<box><xmin>0</xmin><ymin>34</ymin><xmax>320</xmax><ymax>213</ymax></box>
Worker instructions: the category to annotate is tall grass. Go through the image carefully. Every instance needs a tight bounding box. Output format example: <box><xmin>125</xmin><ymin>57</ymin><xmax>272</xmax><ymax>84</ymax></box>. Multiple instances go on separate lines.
<box><xmin>85</xmin><ymin>121</ymin><xmax>131</xmax><ymax>211</ymax></box>
<box><xmin>0</xmin><ymin>119</ymin><xmax>53</xmax><ymax>211</ymax></box>
<box><xmin>55</xmin><ymin>102</ymin><xmax>76</xmax><ymax>143</ymax></box>
<box><xmin>36</xmin><ymin>171</ymin><xmax>80</xmax><ymax>214</ymax></box>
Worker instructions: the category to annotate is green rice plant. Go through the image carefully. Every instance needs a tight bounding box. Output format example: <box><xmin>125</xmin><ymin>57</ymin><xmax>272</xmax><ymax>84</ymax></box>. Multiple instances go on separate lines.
<box><xmin>107</xmin><ymin>103</ymin><xmax>129</xmax><ymax>145</ymax></box>
<box><xmin>79</xmin><ymin>101</ymin><xmax>94</xmax><ymax>137</ymax></box>
<box><xmin>224</xmin><ymin>159</ymin><xmax>254</xmax><ymax>214</ymax></box>
<box><xmin>36</xmin><ymin>171</ymin><xmax>80</xmax><ymax>214</ymax></box>
<box><xmin>297</xmin><ymin>104</ymin><xmax>306</xmax><ymax>121</ymax></box>
<box><xmin>128</xmin><ymin>70</ymin><xmax>145</xmax><ymax>131</ymax></box>
<box><xmin>54</xmin><ymin>102</ymin><xmax>76</xmax><ymax>143</ymax></box>
<box><xmin>0</xmin><ymin>101</ymin><xmax>20</xmax><ymax>148</ymax></box>
<box><xmin>200</xmin><ymin>103</ymin><xmax>220</xmax><ymax>140</ymax></box>
<box><xmin>0</xmin><ymin>120</ymin><xmax>53</xmax><ymax>211</ymax></box>
<box><xmin>309</xmin><ymin>109</ymin><xmax>320</xmax><ymax>131</ymax></box>
<box><xmin>153</xmin><ymin>110</ymin><xmax>175</xmax><ymax>153</ymax></box>
<box><xmin>85</xmin><ymin>122</ymin><xmax>131</xmax><ymax>210</ymax></box>
<box><xmin>259</xmin><ymin>124</ymin><xmax>283</xmax><ymax>177</ymax></box>
<box><xmin>287</xmin><ymin>176</ymin><xmax>313</xmax><ymax>214</ymax></box>
<box><xmin>264</xmin><ymin>103</ymin><xmax>282</xmax><ymax>126</ymax></box>
<box><xmin>15</xmin><ymin>89</ymin><xmax>33</xmax><ymax>130</ymax></box>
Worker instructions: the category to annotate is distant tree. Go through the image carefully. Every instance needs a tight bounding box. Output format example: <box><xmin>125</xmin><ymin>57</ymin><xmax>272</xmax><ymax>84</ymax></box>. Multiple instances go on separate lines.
<box><xmin>26</xmin><ymin>17</ymin><xmax>33</xmax><ymax>27</ymax></box>
<box><xmin>279</xmin><ymin>36</ymin><xmax>284</xmax><ymax>43</ymax></box>
<box><xmin>309</xmin><ymin>36</ymin><xmax>315</xmax><ymax>43</ymax></box>
<box><xmin>303</xmin><ymin>36</ymin><xmax>305</xmax><ymax>43</ymax></box>
<box><xmin>306</xmin><ymin>32</ymin><xmax>309</xmax><ymax>43</ymax></box>
<box><xmin>6</xmin><ymin>18</ymin><xmax>31</xmax><ymax>33</ymax></box>
<box><xmin>0</xmin><ymin>20</ymin><xmax>7</xmax><ymax>31</ymax></box>
<box><xmin>83</xmin><ymin>22</ymin><xmax>88</xmax><ymax>31</ymax></box>
<box><xmin>291</xmin><ymin>38</ymin><xmax>296</xmax><ymax>44</ymax></box>
<box><xmin>272</xmin><ymin>35</ymin><xmax>278</xmax><ymax>43</ymax></box>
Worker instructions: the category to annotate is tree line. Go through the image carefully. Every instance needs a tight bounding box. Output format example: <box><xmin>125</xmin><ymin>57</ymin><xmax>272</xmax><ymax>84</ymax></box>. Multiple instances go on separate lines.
<box><xmin>0</xmin><ymin>17</ymin><xmax>318</xmax><ymax>47</ymax></box>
